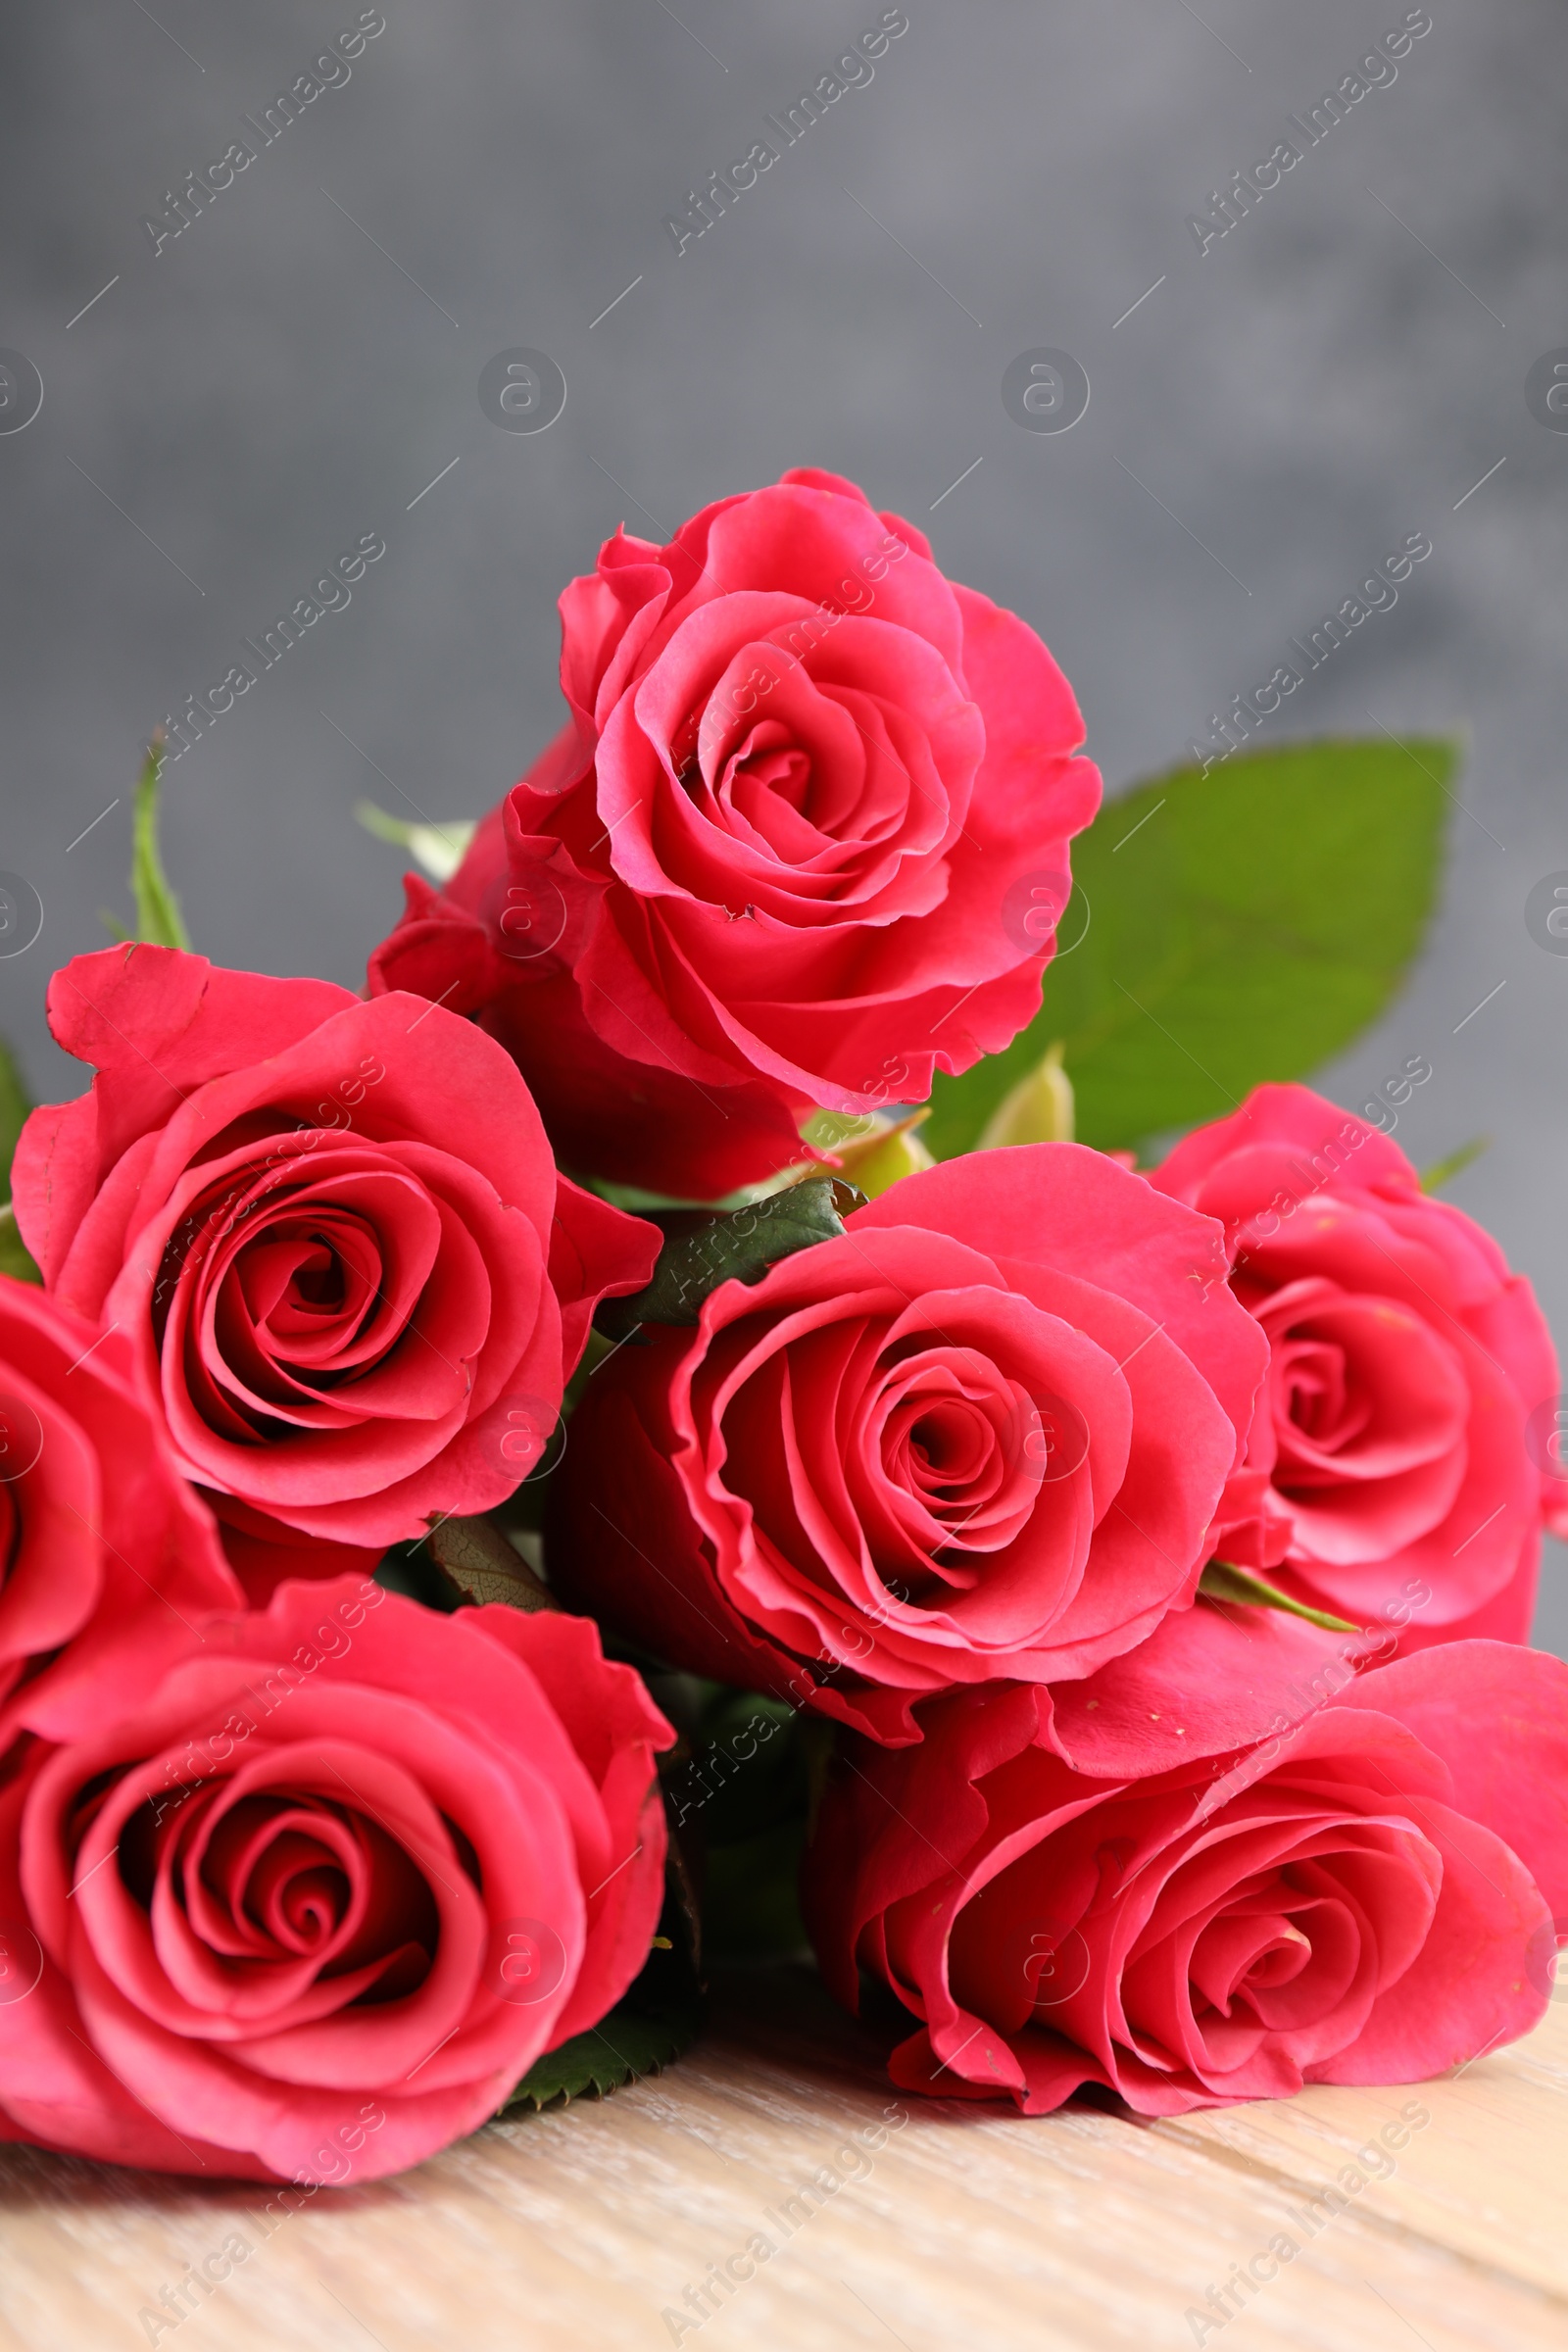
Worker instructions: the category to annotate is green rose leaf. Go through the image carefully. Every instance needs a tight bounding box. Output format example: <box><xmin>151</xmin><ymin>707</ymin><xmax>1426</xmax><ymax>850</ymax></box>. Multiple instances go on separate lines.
<box><xmin>497</xmin><ymin>1984</ymin><xmax>704</xmax><ymax>2114</ymax></box>
<box><xmin>423</xmin><ymin>1512</ymin><xmax>554</xmax><ymax>1611</ymax></box>
<box><xmin>497</xmin><ymin>1858</ymin><xmax>705</xmax><ymax>2117</ymax></box>
<box><xmin>596</xmin><ymin>1176</ymin><xmax>862</xmax><ymax>1342</ymax></box>
<box><xmin>924</xmin><ymin>735</ymin><xmax>1454</xmax><ymax>1159</ymax></box>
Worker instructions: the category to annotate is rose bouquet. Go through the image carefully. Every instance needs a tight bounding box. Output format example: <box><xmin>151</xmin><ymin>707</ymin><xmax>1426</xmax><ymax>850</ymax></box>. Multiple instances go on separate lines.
<box><xmin>0</xmin><ymin>467</ymin><xmax>1563</xmax><ymax>2186</ymax></box>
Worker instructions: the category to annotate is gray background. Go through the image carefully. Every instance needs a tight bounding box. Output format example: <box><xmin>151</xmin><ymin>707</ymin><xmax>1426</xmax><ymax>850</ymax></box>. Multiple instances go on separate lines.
<box><xmin>2</xmin><ymin>0</ymin><xmax>1563</xmax><ymax>1642</ymax></box>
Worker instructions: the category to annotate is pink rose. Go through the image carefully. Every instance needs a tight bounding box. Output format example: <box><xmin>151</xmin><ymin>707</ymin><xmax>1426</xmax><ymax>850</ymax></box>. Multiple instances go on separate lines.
<box><xmin>369</xmin><ymin>468</ymin><xmax>1101</xmax><ymax>1199</ymax></box>
<box><xmin>12</xmin><ymin>948</ymin><xmax>657</xmax><ymax>1576</ymax></box>
<box><xmin>0</xmin><ymin>1274</ymin><xmax>238</xmax><ymax>1743</ymax></box>
<box><xmin>805</xmin><ymin>1629</ymin><xmax>1568</xmax><ymax>2112</ymax></box>
<box><xmin>550</xmin><ymin>1146</ymin><xmax>1266</xmax><ymax>1743</ymax></box>
<box><xmin>1149</xmin><ymin>1085</ymin><xmax>1559</xmax><ymax>1642</ymax></box>
<box><xmin>0</xmin><ymin>1579</ymin><xmax>672</xmax><ymax>2180</ymax></box>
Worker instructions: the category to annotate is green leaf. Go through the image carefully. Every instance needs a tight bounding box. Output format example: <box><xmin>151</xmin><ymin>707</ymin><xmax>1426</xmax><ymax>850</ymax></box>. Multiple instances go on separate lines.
<box><xmin>0</xmin><ymin>1205</ymin><xmax>37</xmax><ymax>1287</ymax></box>
<box><xmin>702</xmin><ymin>1818</ymin><xmax>809</xmax><ymax>1962</ymax></box>
<box><xmin>1200</xmin><ymin>1560</ymin><xmax>1357</xmax><ymax>1635</ymax></box>
<box><xmin>677</xmin><ymin>1692</ymin><xmax>807</xmax><ymax>1846</ymax></box>
<box><xmin>497</xmin><ymin>1812</ymin><xmax>705</xmax><ymax>2116</ymax></box>
<box><xmin>423</xmin><ymin>1512</ymin><xmax>554</xmax><ymax>1611</ymax></box>
<box><xmin>924</xmin><ymin>736</ymin><xmax>1454</xmax><ymax>1158</ymax></box>
<box><xmin>0</xmin><ymin>1037</ymin><xmax>39</xmax><ymax>1285</ymax></box>
<box><xmin>131</xmin><ymin>733</ymin><xmax>191</xmax><ymax>951</ymax></box>
<box><xmin>596</xmin><ymin>1176</ymin><xmax>862</xmax><ymax>1341</ymax></box>
<box><xmin>498</xmin><ymin>1984</ymin><xmax>704</xmax><ymax>2113</ymax></box>
<box><xmin>0</xmin><ymin>1036</ymin><xmax>29</xmax><ymax>1188</ymax></box>
<box><xmin>1421</xmin><ymin>1136</ymin><xmax>1490</xmax><ymax>1194</ymax></box>
<box><xmin>498</xmin><ymin>1867</ymin><xmax>704</xmax><ymax>2117</ymax></box>
<box><xmin>355</xmin><ymin>800</ymin><xmax>475</xmax><ymax>884</ymax></box>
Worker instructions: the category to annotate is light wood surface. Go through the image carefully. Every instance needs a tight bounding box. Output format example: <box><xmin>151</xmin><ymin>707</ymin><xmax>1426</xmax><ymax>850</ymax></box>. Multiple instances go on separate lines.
<box><xmin>2</xmin><ymin>1966</ymin><xmax>1564</xmax><ymax>2351</ymax></box>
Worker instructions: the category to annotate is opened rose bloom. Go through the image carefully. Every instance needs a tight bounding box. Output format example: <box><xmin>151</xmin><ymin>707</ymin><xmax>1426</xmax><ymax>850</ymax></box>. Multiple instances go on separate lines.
<box><xmin>1149</xmin><ymin>1084</ymin><xmax>1559</xmax><ymax>1642</ymax></box>
<box><xmin>0</xmin><ymin>1578</ymin><xmax>672</xmax><ymax>2181</ymax></box>
<box><xmin>11</xmin><ymin>946</ymin><xmax>657</xmax><ymax>1584</ymax></box>
<box><xmin>0</xmin><ymin>1274</ymin><xmax>238</xmax><ymax>1743</ymax></box>
<box><xmin>550</xmin><ymin>1146</ymin><xmax>1266</xmax><ymax>1743</ymax></box>
<box><xmin>369</xmin><ymin>467</ymin><xmax>1102</xmax><ymax>1199</ymax></box>
<box><xmin>805</xmin><ymin>1632</ymin><xmax>1568</xmax><ymax>2113</ymax></box>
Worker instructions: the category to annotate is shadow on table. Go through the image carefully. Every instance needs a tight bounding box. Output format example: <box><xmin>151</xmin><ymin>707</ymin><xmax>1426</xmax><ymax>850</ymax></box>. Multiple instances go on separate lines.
<box><xmin>0</xmin><ymin>1957</ymin><xmax>1100</xmax><ymax>2218</ymax></box>
<box><xmin>694</xmin><ymin>1958</ymin><xmax>1123</xmax><ymax>2132</ymax></box>
<box><xmin>0</xmin><ymin>2137</ymin><xmax>404</xmax><ymax>2223</ymax></box>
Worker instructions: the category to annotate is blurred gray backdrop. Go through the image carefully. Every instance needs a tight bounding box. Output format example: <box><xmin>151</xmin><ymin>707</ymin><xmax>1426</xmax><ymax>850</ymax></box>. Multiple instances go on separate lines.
<box><xmin>2</xmin><ymin>0</ymin><xmax>1564</xmax><ymax>1642</ymax></box>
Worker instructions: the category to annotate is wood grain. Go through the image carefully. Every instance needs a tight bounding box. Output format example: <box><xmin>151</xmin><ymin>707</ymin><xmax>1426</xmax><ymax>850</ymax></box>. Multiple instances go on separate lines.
<box><xmin>1</xmin><ymin>1969</ymin><xmax>1563</xmax><ymax>2352</ymax></box>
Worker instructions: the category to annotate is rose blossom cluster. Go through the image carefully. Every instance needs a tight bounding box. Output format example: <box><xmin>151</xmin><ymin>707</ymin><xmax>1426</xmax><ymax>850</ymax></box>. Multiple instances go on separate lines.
<box><xmin>0</xmin><ymin>468</ymin><xmax>1563</xmax><ymax>2183</ymax></box>
<box><xmin>556</xmin><ymin>1102</ymin><xmax>1568</xmax><ymax>2111</ymax></box>
<box><xmin>0</xmin><ymin>947</ymin><xmax>672</xmax><ymax>2183</ymax></box>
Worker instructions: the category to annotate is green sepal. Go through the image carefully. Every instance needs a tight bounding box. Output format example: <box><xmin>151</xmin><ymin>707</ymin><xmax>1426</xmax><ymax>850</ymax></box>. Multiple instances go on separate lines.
<box><xmin>1420</xmin><ymin>1136</ymin><xmax>1490</xmax><ymax>1194</ymax></box>
<box><xmin>1200</xmin><ymin>1559</ymin><xmax>1358</xmax><ymax>1634</ymax></box>
<box><xmin>0</xmin><ymin>1036</ymin><xmax>39</xmax><ymax>1284</ymax></box>
<box><xmin>596</xmin><ymin>1176</ymin><xmax>863</xmax><ymax>1342</ymax></box>
<box><xmin>131</xmin><ymin>733</ymin><xmax>191</xmax><ymax>951</ymax></box>
<box><xmin>0</xmin><ymin>1206</ymin><xmax>37</xmax><ymax>1286</ymax></box>
<box><xmin>355</xmin><ymin>800</ymin><xmax>475</xmax><ymax>883</ymax></box>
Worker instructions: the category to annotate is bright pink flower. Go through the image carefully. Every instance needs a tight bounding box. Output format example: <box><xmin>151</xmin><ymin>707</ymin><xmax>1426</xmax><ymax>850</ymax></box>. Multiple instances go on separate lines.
<box><xmin>805</xmin><ymin>1625</ymin><xmax>1568</xmax><ymax>2112</ymax></box>
<box><xmin>0</xmin><ymin>1580</ymin><xmax>671</xmax><ymax>2181</ymax></box>
<box><xmin>12</xmin><ymin>947</ymin><xmax>657</xmax><ymax>1573</ymax></box>
<box><xmin>1149</xmin><ymin>1085</ymin><xmax>1560</xmax><ymax>1642</ymax></box>
<box><xmin>550</xmin><ymin>1145</ymin><xmax>1266</xmax><ymax>1743</ymax></box>
<box><xmin>369</xmin><ymin>469</ymin><xmax>1101</xmax><ymax>1199</ymax></box>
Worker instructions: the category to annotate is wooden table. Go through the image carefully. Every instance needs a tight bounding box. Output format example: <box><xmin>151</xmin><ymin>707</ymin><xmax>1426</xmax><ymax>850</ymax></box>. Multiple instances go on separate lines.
<box><xmin>2</xmin><ymin>1965</ymin><xmax>1563</xmax><ymax>2351</ymax></box>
